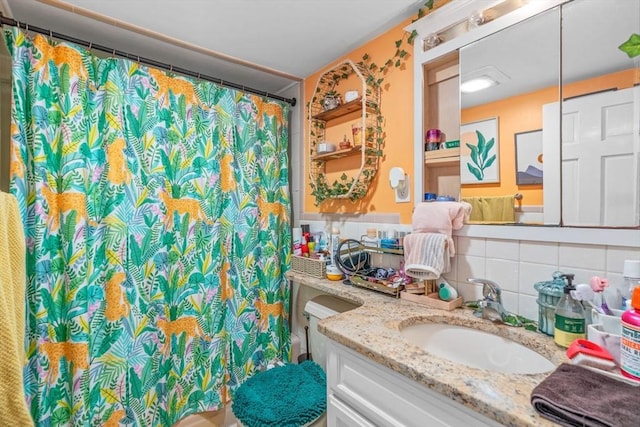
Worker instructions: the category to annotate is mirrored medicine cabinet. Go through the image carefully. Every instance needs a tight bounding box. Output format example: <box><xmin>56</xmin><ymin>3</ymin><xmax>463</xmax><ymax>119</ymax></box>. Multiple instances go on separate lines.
<box><xmin>409</xmin><ymin>0</ymin><xmax>640</xmax><ymax>228</ymax></box>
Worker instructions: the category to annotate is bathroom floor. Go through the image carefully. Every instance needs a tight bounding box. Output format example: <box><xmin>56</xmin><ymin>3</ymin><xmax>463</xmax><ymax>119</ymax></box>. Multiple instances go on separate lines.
<box><xmin>173</xmin><ymin>405</ymin><xmax>239</xmax><ymax>427</ymax></box>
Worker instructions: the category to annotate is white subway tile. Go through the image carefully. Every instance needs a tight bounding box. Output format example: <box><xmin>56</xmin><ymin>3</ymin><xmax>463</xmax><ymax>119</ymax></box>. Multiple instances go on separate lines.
<box><xmin>518</xmin><ymin>294</ymin><xmax>539</xmax><ymax>323</ymax></box>
<box><xmin>606</xmin><ymin>246</ymin><xmax>640</xmax><ymax>274</ymax></box>
<box><xmin>520</xmin><ymin>241</ymin><xmax>559</xmax><ymax>265</ymax></box>
<box><xmin>518</xmin><ymin>262</ymin><xmax>560</xmax><ymax>296</ymax></box>
<box><xmin>458</xmin><ymin>281</ymin><xmax>483</xmax><ymax>303</ymax></box>
<box><xmin>486</xmin><ymin>259</ymin><xmax>519</xmax><ymax>292</ymax></box>
<box><xmin>457</xmin><ymin>255</ymin><xmax>486</xmax><ymax>283</ymax></box>
<box><xmin>457</xmin><ymin>236</ymin><xmax>486</xmax><ymax>257</ymax></box>
<box><xmin>445</xmin><ymin>255</ymin><xmax>458</xmax><ymax>282</ymax></box>
<box><xmin>500</xmin><ymin>290</ymin><xmax>518</xmax><ymax>314</ymax></box>
<box><xmin>559</xmin><ymin>244</ymin><xmax>606</xmax><ymax>270</ymax></box>
<box><xmin>486</xmin><ymin>238</ymin><xmax>519</xmax><ymax>261</ymax></box>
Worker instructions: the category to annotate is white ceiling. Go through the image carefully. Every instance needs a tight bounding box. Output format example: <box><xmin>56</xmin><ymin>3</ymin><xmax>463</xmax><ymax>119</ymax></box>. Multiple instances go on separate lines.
<box><xmin>461</xmin><ymin>0</ymin><xmax>639</xmax><ymax>108</ymax></box>
<box><xmin>2</xmin><ymin>0</ymin><xmax>426</xmax><ymax>95</ymax></box>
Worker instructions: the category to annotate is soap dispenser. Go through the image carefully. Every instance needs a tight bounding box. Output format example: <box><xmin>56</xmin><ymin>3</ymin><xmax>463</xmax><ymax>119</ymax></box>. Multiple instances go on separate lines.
<box><xmin>553</xmin><ymin>273</ymin><xmax>586</xmax><ymax>348</ymax></box>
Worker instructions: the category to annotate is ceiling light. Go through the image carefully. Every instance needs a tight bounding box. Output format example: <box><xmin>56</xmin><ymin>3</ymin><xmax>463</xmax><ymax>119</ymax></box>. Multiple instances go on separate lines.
<box><xmin>460</xmin><ymin>76</ymin><xmax>498</xmax><ymax>93</ymax></box>
<box><xmin>460</xmin><ymin>65</ymin><xmax>510</xmax><ymax>93</ymax></box>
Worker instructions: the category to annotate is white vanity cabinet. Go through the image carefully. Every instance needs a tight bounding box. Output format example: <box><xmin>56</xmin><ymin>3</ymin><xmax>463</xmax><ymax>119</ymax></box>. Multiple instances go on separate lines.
<box><xmin>326</xmin><ymin>340</ymin><xmax>502</xmax><ymax>427</ymax></box>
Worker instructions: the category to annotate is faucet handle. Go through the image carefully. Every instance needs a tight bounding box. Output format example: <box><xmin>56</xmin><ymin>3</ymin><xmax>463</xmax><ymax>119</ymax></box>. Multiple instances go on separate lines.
<box><xmin>467</xmin><ymin>278</ymin><xmax>502</xmax><ymax>302</ymax></box>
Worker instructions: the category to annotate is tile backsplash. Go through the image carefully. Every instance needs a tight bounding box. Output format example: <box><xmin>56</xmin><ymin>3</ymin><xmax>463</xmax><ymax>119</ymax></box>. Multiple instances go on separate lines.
<box><xmin>296</xmin><ymin>219</ymin><xmax>640</xmax><ymax>322</ymax></box>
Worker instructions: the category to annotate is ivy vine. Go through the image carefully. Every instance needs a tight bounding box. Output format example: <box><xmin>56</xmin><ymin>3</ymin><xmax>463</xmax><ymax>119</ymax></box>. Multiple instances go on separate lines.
<box><xmin>309</xmin><ymin>1</ymin><xmax>435</xmax><ymax>206</ymax></box>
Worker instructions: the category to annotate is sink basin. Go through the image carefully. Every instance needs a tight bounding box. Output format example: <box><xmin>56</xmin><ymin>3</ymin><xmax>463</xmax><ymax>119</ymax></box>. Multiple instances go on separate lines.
<box><xmin>400</xmin><ymin>323</ymin><xmax>555</xmax><ymax>374</ymax></box>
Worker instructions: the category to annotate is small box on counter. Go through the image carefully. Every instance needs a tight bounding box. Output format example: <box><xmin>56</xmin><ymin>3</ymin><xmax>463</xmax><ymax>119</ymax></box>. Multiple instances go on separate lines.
<box><xmin>400</xmin><ymin>292</ymin><xmax>463</xmax><ymax>311</ymax></box>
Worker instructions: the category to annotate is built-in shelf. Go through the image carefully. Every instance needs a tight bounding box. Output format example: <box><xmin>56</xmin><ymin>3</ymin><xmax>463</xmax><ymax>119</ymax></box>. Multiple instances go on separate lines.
<box><xmin>424</xmin><ymin>147</ymin><xmax>460</xmax><ymax>165</ymax></box>
<box><xmin>312</xmin><ymin>145</ymin><xmax>362</xmax><ymax>161</ymax></box>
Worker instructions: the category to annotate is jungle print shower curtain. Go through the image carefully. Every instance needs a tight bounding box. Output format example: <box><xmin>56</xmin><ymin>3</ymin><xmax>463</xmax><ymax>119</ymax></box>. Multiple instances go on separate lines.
<box><xmin>5</xmin><ymin>27</ymin><xmax>291</xmax><ymax>426</ymax></box>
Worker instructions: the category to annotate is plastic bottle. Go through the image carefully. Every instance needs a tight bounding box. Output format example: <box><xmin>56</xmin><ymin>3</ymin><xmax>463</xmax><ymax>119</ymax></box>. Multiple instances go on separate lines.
<box><xmin>438</xmin><ymin>278</ymin><xmax>458</xmax><ymax>301</ymax></box>
<box><xmin>300</xmin><ymin>234</ymin><xmax>309</xmax><ymax>257</ymax></box>
<box><xmin>621</xmin><ymin>286</ymin><xmax>640</xmax><ymax>380</ymax></box>
<box><xmin>292</xmin><ymin>227</ymin><xmax>302</xmax><ymax>256</ymax></box>
<box><xmin>361</xmin><ymin>228</ymin><xmax>379</xmax><ymax>247</ymax></box>
<box><xmin>380</xmin><ymin>229</ymin><xmax>397</xmax><ymax>249</ymax></box>
<box><xmin>330</xmin><ymin>227</ymin><xmax>340</xmax><ymax>265</ymax></box>
<box><xmin>553</xmin><ymin>274</ymin><xmax>586</xmax><ymax>348</ymax></box>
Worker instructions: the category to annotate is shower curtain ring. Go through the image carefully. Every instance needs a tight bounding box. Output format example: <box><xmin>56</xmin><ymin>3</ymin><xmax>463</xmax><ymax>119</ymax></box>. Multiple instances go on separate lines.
<box><xmin>88</xmin><ymin>42</ymin><xmax>93</xmax><ymax>50</ymax></box>
<box><xmin>48</xmin><ymin>29</ymin><xmax>53</xmax><ymax>42</ymax></box>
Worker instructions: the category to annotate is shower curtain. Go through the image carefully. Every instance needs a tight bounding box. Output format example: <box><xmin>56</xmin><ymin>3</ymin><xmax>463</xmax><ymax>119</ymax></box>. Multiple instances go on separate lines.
<box><xmin>5</xmin><ymin>27</ymin><xmax>291</xmax><ymax>426</ymax></box>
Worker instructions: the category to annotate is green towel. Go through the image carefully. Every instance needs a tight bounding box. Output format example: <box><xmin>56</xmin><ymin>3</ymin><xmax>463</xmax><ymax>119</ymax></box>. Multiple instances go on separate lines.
<box><xmin>232</xmin><ymin>361</ymin><xmax>326</xmax><ymax>427</ymax></box>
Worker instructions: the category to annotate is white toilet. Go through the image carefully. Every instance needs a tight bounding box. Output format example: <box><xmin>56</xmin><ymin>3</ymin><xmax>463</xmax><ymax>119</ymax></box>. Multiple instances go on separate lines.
<box><xmin>304</xmin><ymin>295</ymin><xmax>360</xmax><ymax>370</ymax></box>
<box><xmin>299</xmin><ymin>295</ymin><xmax>359</xmax><ymax>427</ymax></box>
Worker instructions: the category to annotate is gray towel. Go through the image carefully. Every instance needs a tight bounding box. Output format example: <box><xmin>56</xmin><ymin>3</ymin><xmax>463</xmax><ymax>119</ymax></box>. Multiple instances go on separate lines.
<box><xmin>531</xmin><ymin>363</ymin><xmax>640</xmax><ymax>427</ymax></box>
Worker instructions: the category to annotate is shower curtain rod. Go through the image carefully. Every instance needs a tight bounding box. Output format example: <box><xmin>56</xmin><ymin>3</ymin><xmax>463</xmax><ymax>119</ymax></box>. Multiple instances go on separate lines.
<box><xmin>0</xmin><ymin>13</ymin><xmax>297</xmax><ymax>106</ymax></box>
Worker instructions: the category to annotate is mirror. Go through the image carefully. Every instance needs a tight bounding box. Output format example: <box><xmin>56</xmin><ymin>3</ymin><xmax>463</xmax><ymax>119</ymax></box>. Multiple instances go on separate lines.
<box><xmin>557</xmin><ymin>0</ymin><xmax>639</xmax><ymax>227</ymax></box>
<box><xmin>460</xmin><ymin>6</ymin><xmax>560</xmax><ymax>225</ymax></box>
<box><xmin>459</xmin><ymin>0</ymin><xmax>640</xmax><ymax>227</ymax></box>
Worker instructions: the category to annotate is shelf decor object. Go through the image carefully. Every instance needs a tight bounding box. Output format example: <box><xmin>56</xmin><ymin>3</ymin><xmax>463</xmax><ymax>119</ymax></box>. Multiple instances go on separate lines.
<box><xmin>515</xmin><ymin>129</ymin><xmax>543</xmax><ymax>185</ymax></box>
<box><xmin>308</xmin><ymin>59</ymin><xmax>382</xmax><ymax>205</ymax></box>
<box><xmin>460</xmin><ymin>117</ymin><xmax>500</xmax><ymax>184</ymax></box>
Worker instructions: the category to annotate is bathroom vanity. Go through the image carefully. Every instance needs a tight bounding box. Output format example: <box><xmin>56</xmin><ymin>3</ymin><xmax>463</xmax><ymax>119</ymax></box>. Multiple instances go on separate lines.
<box><xmin>327</xmin><ymin>340</ymin><xmax>502</xmax><ymax>426</ymax></box>
<box><xmin>287</xmin><ymin>270</ymin><xmax>566</xmax><ymax>427</ymax></box>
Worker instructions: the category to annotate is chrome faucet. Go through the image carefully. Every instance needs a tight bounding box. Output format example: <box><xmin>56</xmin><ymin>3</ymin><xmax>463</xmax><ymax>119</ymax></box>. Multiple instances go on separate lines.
<box><xmin>467</xmin><ymin>278</ymin><xmax>521</xmax><ymax>326</ymax></box>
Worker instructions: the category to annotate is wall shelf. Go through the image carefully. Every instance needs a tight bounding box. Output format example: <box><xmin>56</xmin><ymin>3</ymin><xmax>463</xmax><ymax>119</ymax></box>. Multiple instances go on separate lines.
<box><xmin>308</xmin><ymin>59</ymin><xmax>381</xmax><ymax>204</ymax></box>
<box><xmin>312</xmin><ymin>145</ymin><xmax>363</xmax><ymax>161</ymax></box>
<box><xmin>312</xmin><ymin>98</ymin><xmax>368</xmax><ymax>121</ymax></box>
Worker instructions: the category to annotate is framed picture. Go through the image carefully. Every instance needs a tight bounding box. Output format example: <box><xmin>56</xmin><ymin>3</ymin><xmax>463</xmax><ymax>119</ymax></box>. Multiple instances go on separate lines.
<box><xmin>514</xmin><ymin>129</ymin><xmax>543</xmax><ymax>185</ymax></box>
<box><xmin>460</xmin><ymin>118</ymin><xmax>499</xmax><ymax>184</ymax></box>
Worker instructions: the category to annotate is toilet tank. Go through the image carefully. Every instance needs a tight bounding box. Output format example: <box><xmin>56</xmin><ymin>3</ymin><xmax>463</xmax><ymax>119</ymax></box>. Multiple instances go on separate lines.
<box><xmin>304</xmin><ymin>295</ymin><xmax>359</xmax><ymax>370</ymax></box>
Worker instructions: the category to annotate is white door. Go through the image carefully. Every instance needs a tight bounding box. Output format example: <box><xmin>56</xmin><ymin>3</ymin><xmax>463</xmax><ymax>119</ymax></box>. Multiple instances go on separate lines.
<box><xmin>560</xmin><ymin>86</ymin><xmax>640</xmax><ymax>227</ymax></box>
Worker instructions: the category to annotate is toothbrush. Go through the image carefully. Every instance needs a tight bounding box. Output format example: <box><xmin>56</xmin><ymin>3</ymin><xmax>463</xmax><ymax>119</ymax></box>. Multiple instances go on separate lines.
<box><xmin>589</xmin><ymin>276</ymin><xmax>613</xmax><ymax>315</ymax></box>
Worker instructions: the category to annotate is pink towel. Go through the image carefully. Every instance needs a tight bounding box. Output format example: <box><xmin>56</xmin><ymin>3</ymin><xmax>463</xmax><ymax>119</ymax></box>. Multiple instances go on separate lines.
<box><xmin>412</xmin><ymin>201</ymin><xmax>471</xmax><ymax>256</ymax></box>
<box><xmin>403</xmin><ymin>233</ymin><xmax>450</xmax><ymax>280</ymax></box>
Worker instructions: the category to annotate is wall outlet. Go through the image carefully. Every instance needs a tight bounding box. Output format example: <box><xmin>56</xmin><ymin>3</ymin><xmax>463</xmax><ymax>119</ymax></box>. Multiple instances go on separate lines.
<box><xmin>395</xmin><ymin>176</ymin><xmax>411</xmax><ymax>203</ymax></box>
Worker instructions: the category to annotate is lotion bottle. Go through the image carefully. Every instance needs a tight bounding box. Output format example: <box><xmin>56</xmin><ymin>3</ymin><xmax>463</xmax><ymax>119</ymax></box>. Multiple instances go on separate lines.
<box><xmin>554</xmin><ymin>274</ymin><xmax>586</xmax><ymax>348</ymax></box>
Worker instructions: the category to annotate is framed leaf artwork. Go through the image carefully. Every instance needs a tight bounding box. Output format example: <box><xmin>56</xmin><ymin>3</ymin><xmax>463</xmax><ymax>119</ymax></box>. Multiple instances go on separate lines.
<box><xmin>460</xmin><ymin>118</ymin><xmax>500</xmax><ymax>184</ymax></box>
<box><xmin>515</xmin><ymin>129</ymin><xmax>543</xmax><ymax>185</ymax></box>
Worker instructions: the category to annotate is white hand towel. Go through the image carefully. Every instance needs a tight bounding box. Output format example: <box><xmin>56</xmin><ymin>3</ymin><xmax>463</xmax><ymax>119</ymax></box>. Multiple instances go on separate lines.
<box><xmin>403</xmin><ymin>233</ymin><xmax>450</xmax><ymax>280</ymax></box>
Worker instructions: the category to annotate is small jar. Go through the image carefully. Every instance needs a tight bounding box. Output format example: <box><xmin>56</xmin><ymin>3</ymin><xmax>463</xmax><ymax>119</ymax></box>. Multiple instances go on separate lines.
<box><xmin>425</xmin><ymin>129</ymin><xmax>442</xmax><ymax>151</ymax></box>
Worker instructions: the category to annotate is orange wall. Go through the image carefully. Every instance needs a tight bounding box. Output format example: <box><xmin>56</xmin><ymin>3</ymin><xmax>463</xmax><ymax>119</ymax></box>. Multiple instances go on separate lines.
<box><xmin>302</xmin><ymin>2</ymin><xmax>452</xmax><ymax>224</ymax></box>
<box><xmin>461</xmin><ymin>69</ymin><xmax>637</xmax><ymax>205</ymax></box>
<box><xmin>302</xmin><ymin>1</ymin><xmax>635</xmax><ymax>222</ymax></box>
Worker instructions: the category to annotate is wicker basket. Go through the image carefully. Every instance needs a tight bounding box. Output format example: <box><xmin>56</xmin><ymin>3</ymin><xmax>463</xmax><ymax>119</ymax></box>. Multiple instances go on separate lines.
<box><xmin>291</xmin><ymin>255</ymin><xmax>326</xmax><ymax>279</ymax></box>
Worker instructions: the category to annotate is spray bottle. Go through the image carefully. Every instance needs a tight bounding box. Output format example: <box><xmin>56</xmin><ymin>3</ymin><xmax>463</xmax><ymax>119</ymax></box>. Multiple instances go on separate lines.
<box><xmin>554</xmin><ymin>273</ymin><xmax>586</xmax><ymax>348</ymax></box>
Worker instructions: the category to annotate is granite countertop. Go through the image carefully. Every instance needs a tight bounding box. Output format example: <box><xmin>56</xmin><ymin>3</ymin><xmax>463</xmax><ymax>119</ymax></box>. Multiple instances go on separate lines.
<box><xmin>286</xmin><ymin>270</ymin><xmax>568</xmax><ymax>427</ymax></box>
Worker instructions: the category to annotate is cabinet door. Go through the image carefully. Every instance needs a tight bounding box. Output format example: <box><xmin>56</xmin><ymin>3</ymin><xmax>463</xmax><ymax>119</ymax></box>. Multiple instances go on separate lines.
<box><xmin>327</xmin><ymin>340</ymin><xmax>502</xmax><ymax>427</ymax></box>
<box><xmin>328</xmin><ymin>394</ymin><xmax>376</xmax><ymax>427</ymax></box>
